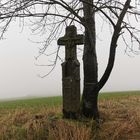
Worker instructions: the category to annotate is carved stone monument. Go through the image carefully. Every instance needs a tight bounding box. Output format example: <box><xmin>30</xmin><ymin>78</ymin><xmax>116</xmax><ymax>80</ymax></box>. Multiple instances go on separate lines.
<box><xmin>57</xmin><ymin>25</ymin><xmax>84</xmax><ymax>118</ymax></box>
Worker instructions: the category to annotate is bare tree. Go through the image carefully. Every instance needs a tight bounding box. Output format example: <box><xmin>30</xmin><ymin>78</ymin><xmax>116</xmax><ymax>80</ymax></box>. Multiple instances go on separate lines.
<box><xmin>0</xmin><ymin>0</ymin><xmax>140</xmax><ymax>120</ymax></box>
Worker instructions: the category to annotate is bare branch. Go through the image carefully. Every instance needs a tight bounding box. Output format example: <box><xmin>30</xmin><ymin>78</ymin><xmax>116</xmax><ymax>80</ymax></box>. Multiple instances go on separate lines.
<box><xmin>97</xmin><ymin>0</ymin><xmax>132</xmax><ymax>91</ymax></box>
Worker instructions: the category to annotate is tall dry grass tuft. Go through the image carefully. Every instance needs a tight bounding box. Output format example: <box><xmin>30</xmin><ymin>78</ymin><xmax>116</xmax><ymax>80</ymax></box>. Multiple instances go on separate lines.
<box><xmin>47</xmin><ymin>120</ymin><xmax>91</xmax><ymax>140</ymax></box>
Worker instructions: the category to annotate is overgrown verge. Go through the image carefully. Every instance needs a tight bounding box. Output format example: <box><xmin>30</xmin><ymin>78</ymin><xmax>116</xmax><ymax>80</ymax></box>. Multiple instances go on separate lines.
<box><xmin>0</xmin><ymin>94</ymin><xmax>140</xmax><ymax>140</ymax></box>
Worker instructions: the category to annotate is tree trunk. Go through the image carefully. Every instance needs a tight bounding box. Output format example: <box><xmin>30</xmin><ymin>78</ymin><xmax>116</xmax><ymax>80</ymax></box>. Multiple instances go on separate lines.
<box><xmin>81</xmin><ymin>0</ymin><xmax>131</xmax><ymax>120</ymax></box>
<box><xmin>81</xmin><ymin>0</ymin><xmax>99</xmax><ymax>119</ymax></box>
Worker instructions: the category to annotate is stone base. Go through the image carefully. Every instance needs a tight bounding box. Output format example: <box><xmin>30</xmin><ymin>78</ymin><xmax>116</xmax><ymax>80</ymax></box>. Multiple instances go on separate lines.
<box><xmin>63</xmin><ymin>109</ymin><xmax>80</xmax><ymax>119</ymax></box>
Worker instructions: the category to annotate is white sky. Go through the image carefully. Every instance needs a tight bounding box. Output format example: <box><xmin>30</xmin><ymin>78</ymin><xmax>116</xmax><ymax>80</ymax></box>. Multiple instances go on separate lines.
<box><xmin>0</xmin><ymin>18</ymin><xmax>140</xmax><ymax>99</ymax></box>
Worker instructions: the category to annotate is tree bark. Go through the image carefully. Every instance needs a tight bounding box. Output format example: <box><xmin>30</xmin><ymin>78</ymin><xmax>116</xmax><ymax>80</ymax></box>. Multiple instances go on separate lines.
<box><xmin>81</xmin><ymin>0</ymin><xmax>99</xmax><ymax>119</ymax></box>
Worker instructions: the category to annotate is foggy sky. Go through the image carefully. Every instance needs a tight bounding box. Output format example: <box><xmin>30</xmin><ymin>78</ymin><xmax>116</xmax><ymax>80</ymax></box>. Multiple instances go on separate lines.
<box><xmin>0</xmin><ymin>21</ymin><xmax>140</xmax><ymax>99</ymax></box>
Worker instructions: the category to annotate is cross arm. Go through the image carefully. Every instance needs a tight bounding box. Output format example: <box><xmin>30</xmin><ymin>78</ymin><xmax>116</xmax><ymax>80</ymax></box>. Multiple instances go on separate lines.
<box><xmin>57</xmin><ymin>36</ymin><xmax>67</xmax><ymax>46</ymax></box>
<box><xmin>57</xmin><ymin>35</ymin><xmax>84</xmax><ymax>46</ymax></box>
<box><xmin>74</xmin><ymin>34</ymin><xmax>84</xmax><ymax>45</ymax></box>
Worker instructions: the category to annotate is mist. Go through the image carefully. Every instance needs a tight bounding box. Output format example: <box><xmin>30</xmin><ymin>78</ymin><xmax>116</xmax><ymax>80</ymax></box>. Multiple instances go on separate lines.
<box><xmin>0</xmin><ymin>21</ymin><xmax>140</xmax><ymax>99</ymax></box>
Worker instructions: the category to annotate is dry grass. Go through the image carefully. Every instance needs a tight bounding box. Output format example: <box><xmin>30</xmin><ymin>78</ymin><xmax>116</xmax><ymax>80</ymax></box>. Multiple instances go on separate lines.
<box><xmin>0</xmin><ymin>94</ymin><xmax>140</xmax><ymax>140</ymax></box>
<box><xmin>99</xmin><ymin>95</ymin><xmax>140</xmax><ymax>140</ymax></box>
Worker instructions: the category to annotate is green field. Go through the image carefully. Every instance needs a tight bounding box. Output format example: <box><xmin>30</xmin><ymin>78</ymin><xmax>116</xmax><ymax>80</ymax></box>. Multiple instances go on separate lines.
<box><xmin>0</xmin><ymin>96</ymin><xmax>62</xmax><ymax>109</ymax></box>
<box><xmin>0</xmin><ymin>91</ymin><xmax>139</xmax><ymax>109</ymax></box>
<box><xmin>99</xmin><ymin>90</ymin><xmax>140</xmax><ymax>99</ymax></box>
<box><xmin>0</xmin><ymin>91</ymin><xmax>140</xmax><ymax>140</ymax></box>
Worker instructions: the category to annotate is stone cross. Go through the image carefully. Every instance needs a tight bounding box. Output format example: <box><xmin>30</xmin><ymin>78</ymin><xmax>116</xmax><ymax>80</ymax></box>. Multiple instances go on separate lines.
<box><xmin>58</xmin><ymin>25</ymin><xmax>84</xmax><ymax>61</ymax></box>
<box><xmin>57</xmin><ymin>25</ymin><xmax>84</xmax><ymax>119</ymax></box>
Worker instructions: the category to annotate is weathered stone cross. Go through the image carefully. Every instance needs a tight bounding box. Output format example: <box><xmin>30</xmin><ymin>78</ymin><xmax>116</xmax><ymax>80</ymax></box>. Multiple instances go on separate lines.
<box><xmin>58</xmin><ymin>25</ymin><xmax>84</xmax><ymax>61</ymax></box>
<box><xmin>57</xmin><ymin>25</ymin><xmax>84</xmax><ymax>119</ymax></box>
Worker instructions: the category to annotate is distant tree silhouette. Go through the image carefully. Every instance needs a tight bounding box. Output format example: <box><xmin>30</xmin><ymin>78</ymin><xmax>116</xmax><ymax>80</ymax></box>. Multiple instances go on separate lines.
<box><xmin>0</xmin><ymin>0</ymin><xmax>140</xmax><ymax>121</ymax></box>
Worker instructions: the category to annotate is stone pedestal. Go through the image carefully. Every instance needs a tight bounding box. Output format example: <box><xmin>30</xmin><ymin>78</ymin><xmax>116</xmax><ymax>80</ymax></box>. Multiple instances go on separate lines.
<box><xmin>62</xmin><ymin>60</ymin><xmax>80</xmax><ymax>118</ymax></box>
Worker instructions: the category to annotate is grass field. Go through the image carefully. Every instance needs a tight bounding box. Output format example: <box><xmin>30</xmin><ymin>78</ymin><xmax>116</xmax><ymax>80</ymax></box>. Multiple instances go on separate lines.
<box><xmin>0</xmin><ymin>91</ymin><xmax>140</xmax><ymax>140</ymax></box>
<box><xmin>0</xmin><ymin>96</ymin><xmax>62</xmax><ymax>109</ymax></box>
